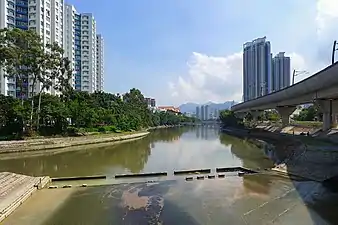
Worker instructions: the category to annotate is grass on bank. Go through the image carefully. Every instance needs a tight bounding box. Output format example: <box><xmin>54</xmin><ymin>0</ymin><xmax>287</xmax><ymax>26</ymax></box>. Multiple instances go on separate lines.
<box><xmin>0</xmin><ymin>125</ymin><xmax>140</xmax><ymax>141</ymax></box>
<box><xmin>291</xmin><ymin>120</ymin><xmax>323</xmax><ymax>128</ymax></box>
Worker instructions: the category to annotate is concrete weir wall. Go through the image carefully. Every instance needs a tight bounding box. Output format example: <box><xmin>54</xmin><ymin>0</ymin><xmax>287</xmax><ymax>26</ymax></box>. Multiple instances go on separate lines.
<box><xmin>0</xmin><ymin>172</ymin><xmax>50</xmax><ymax>223</ymax></box>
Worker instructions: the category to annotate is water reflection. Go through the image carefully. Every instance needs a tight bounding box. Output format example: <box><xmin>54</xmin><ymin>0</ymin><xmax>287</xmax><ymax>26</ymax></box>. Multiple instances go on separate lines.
<box><xmin>3</xmin><ymin>127</ymin><xmax>338</xmax><ymax>225</ymax></box>
<box><xmin>0</xmin><ymin>127</ymin><xmax>274</xmax><ymax>179</ymax></box>
<box><xmin>219</xmin><ymin>134</ymin><xmax>274</xmax><ymax>170</ymax></box>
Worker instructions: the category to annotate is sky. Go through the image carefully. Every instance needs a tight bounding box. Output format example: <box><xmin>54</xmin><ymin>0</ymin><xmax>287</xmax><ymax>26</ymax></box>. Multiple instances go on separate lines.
<box><xmin>67</xmin><ymin>0</ymin><xmax>338</xmax><ymax>106</ymax></box>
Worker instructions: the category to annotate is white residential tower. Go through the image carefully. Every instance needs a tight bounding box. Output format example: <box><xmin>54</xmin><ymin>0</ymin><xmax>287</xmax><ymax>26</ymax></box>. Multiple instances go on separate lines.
<box><xmin>96</xmin><ymin>34</ymin><xmax>104</xmax><ymax>91</ymax></box>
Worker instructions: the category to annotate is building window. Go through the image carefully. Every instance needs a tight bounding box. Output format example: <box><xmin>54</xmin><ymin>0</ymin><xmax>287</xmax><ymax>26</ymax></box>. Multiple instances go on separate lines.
<box><xmin>7</xmin><ymin>1</ymin><xmax>15</xmax><ymax>8</ymax></box>
<box><xmin>29</xmin><ymin>20</ymin><xmax>36</xmax><ymax>26</ymax></box>
<box><xmin>29</xmin><ymin>12</ymin><xmax>36</xmax><ymax>18</ymax></box>
<box><xmin>7</xmin><ymin>8</ymin><xmax>15</xmax><ymax>16</ymax></box>
<box><xmin>6</xmin><ymin>16</ymin><xmax>15</xmax><ymax>23</ymax></box>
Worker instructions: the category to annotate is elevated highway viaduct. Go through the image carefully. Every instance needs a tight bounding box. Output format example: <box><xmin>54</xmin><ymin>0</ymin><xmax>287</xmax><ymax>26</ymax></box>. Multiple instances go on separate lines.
<box><xmin>231</xmin><ymin>62</ymin><xmax>338</xmax><ymax>131</ymax></box>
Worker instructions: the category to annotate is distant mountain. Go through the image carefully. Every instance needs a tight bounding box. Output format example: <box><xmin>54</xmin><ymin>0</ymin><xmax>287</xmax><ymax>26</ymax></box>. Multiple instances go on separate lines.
<box><xmin>179</xmin><ymin>101</ymin><xmax>237</xmax><ymax>113</ymax></box>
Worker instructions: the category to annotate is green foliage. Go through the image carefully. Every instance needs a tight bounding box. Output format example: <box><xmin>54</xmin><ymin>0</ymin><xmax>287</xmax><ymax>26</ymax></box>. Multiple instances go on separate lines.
<box><xmin>293</xmin><ymin>105</ymin><xmax>321</xmax><ymax>121</ymax></box>
<box><xmin>0</xmin><ymin>89</ymin><xmax>195</xmax><ymax>138</ymax></box>
<box><xmin>263</xmin><ymin>110</ymin><xmax>280</xmax><ymax>121</ymax></box>
<box><xmin>0</xmin><ymin>29</ymin><xmax>195</xmax><ymax>139</ymax></box>
<box><xmin>219</xmin><ymin>110</ymin><xmax>243</xmax><ymax>127</ymax></box>
<box><xmin>0</xmin><ymin>28</ymin><xmax>72</xmax><ymax>130</ymax></box>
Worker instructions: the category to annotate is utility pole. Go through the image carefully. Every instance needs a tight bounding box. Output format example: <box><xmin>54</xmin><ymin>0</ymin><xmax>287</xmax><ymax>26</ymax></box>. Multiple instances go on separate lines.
<box><xmin>332</xmin><ymin>40</ymin><xmax>337</xmax><ymax>65</ymax></box>
<box><xmin>292</xmin><ymin>69</ymin><xmax>308</xmax><ymax>85</ymax></box>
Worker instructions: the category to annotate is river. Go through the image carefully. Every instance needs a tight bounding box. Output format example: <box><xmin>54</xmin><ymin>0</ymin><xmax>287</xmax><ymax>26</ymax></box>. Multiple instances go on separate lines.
<box><xmin>2</xmin><ymin>127</ymin><xmax>338</xmax><ymax>225</ymax></box>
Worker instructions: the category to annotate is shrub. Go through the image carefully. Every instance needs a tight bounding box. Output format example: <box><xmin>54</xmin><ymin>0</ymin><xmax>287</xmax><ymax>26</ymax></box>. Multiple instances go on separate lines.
<box><xmin>98</xmin><ymin>127</ymin><xmax>107</xmax><ymax>132</ymax></box>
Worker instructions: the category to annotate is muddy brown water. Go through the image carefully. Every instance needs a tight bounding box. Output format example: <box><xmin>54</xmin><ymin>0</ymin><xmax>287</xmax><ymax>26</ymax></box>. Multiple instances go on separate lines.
<box><xmin>1</xmin><ymin>127</ymin><xmax>338</xmax><ymax>225</ymax></box>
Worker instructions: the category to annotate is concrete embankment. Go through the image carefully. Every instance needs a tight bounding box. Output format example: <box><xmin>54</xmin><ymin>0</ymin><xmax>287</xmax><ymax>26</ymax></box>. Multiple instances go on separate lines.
<box><xmin>222</xmin><ymin>126</ymin><xmax>338</xmax><ymax>182</ymax></box>
<box><xmin>0</xmin><ymin>132</ymin><xmax>149</xmax><ymax>155</ymax></box>
<box><xmin>0</xmin><ymin>172</ymin><xmax>50</xmax><ymax>223</ymax></box>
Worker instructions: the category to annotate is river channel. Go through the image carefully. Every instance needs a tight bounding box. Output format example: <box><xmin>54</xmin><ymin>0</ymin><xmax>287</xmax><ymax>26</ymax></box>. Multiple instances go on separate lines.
<box><xmin>2</xmin><ymin>127</ymin><xmax>338</xmax><ymax>225</ymax></box>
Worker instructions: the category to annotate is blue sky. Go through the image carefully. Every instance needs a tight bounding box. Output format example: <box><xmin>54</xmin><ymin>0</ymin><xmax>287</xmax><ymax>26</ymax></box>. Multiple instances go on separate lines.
<box><xmin>67</xmin><ymin>0</ymin><xmax>338</xmax><ymax>105</ymax></box>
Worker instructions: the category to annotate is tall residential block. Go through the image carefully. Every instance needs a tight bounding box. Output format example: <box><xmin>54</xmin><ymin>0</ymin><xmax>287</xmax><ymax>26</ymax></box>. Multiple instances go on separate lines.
<box><xmin>195</xmin><ymin>106</ymin><xmax>200</xmax><ymax>119</ymax></box>
<box><xmin>201</xmin><ymin>105</ymin><xmax>205</xmax><ymax>121</ymax></box>
<box><xmin>64</xmin><ymin>3</ymin><xmax>77</xmax><ymax>89</ymax></box>
<box><xmin>96</xmin><ymin>34</ymin><xmax>104</xmax><ymax>91</ymax></box>
<box><xmin>80</xmin><ymin>13</ymin><xmax>96</xmax><ymax>93</ymax></box>
<box><xmin>0</xmin><ymin>1</ymin><xmax>104</xmax><ymax>98</ymax></box>
<box><xmin>204</xmin><ymin>105</ymin><xmax>209</xmax><ymax>120</ymax></box>
<box><xmin>63</xmin><ymin>5</ymin><xmax>104</xmax><ymax>93</ymax></box>
<box><xmin>0</xmin><ymin>0</ymin><xmax>64</xmax><ymax>98</ymax></box>
<box><xmin>272</xmin><ymin>52</ymin><xmax>291</xmax><ymax>92</ymax></box>
<box><xmin>243</xmin><ymin>36</ymin><xmax>272</xmax><ymax>101</ymax></box>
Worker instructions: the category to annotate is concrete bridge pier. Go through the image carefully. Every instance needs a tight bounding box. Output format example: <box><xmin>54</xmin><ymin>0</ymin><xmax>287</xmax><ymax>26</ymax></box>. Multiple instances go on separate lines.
<box><xmin>331</xmin><ymin>100</ymin><xmax>338</xmax><ymax>127</ymax></box>
<box><xmin>250</xmin><ymin>111</ymin><xmax>261</xmax><ymax>122</ymax></box>
<box><xmin>276</xmin><ymin>106</ymin><xmax>296</xmax><ymax>127</ymax></box>
<box><xmin>235</xmin><ymin>112</ymin><xmax>246</xmax><ymax>119</ymax></box>
<box><xmin>316</xmin><ymin>100</ymin><xmax>332</xmax><ymax>131</ymax></box>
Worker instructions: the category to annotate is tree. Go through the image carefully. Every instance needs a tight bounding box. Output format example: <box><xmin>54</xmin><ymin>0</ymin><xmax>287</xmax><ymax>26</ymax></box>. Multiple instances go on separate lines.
<box><xmin>0</xmin><ymin>29</ymin><xmax>72</xmax><ymax>131</ymax></box>
<box><xmin>219</xmin><ymin>110</ymin><xmax>243</xmax><ymax>127</ymax></box>
<box><xmin>293</xmin><ymin>105</ymin><xmax>321</xmax><ymax>121</ymax></box>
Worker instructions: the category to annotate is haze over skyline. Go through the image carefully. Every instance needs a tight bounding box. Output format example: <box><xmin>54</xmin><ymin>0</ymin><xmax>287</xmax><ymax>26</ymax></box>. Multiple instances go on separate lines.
<box><xmin>68</xmin><ymin>0</ymin><xmax>338</xmax><ymax>105</ymax></box>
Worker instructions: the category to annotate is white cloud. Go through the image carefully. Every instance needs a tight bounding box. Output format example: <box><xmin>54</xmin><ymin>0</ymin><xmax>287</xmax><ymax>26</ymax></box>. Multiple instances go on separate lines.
<box><xmin>316</xmin><ymin>0</ymin><xmax>338</xmax><ymax>38</ymax></box>
<box><xmin>169</xmin><ymin>52</ymin><xmax>243</xmax><ymax>103</ymax></box>
<box><xmin>287</xmin><ymin>52</ymin><xmax>306</xmax><ymax>71</ymax></box>
<box><xmin>167</xmin><ymin>0</ymin><xmax>338</xmax><ymax>104</ymax></box>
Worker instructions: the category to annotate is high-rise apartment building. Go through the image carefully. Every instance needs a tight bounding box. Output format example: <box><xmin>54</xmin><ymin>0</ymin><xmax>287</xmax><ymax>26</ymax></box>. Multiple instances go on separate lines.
<box><xmin>204</xmin><ymin>105</ymin><xmax>209</xmax><ymax>120</ymax></box>
<box><xmin>243</xmin><ymin>37</ymin><xmax>272</xmax><ymax>101</ymax></box>
<box><xmin>272</xmin><ymin>52</ymin><xmax>291</xmax><ymax>92</ymax></box>
<box><xmin>195</xmin><ymin>106</ymin><xmax>200</xmax><ymax>119</ymax></box>
<box><xmin>0</xmin><ymin>0</ymin><xmax>64</xmax><ymax>98</ymax></box>
<box><xmin>201</xmin><ymin>105</ymin><xmax>205</xmax><ymax>121</ymax></box>
<box><xmin>64</xmin><ymin>5</ymin><xmax>100</xmax><ymax>92</ymax></box>
<box><xmin>64</xmin><ymin>3</ymin><xmax>77</xmax><ymax>89</ymax></box>
<box><xmin>80</xmin><ymin>13</ymin><xmax>96</xmax><ymax>93</ymax></box>
<box><xmin>52</xmin><ymin>4</ymin><xmax>104</xmax><ymax>93</ymax></box>
<box><xmin>0</xmin><ymin>1</ymin><xmax>104</xmax><ymax>98</ymax></box>
<box><xmin>96</xmin><ymin>34</ymin><xmax>104</xmax><ymax>91</ymax></box>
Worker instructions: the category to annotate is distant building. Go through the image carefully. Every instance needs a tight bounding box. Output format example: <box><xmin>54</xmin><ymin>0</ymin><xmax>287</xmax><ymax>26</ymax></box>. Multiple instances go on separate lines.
<box><xmin>201</xmin><ymin>105</ymin><xmax>205</xmax><ymax>121</ymax></box>
<box><xmin>157</xmin><ymin>106</ymin><xmax>180</xmax><ymax>114</ymax></box>
<box><xmin>196</xmin><ymin>106</ymin><xmax>200</xmax><ymax>119</ymax></box>
<box><xmin>144</xmin><ymin>98</ymin><xmax>156</xmax><ymax>107</ymax></box>
<box><xmin>214</xmin><ymin>109</ymin><xmax>219</xmax><ymax>119</ymax></box>
<box><xmin>272</xmin><ymin>52</ymin><xmax>291</xmax><ymax>92</ymax></box>
<box><xmin>204</xmin><ymin>105</ymin><xmax>209</xmax><ymax>120</ymax></box>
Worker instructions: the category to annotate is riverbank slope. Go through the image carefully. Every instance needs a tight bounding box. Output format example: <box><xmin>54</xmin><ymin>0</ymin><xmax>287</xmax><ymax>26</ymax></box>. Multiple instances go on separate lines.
<box><xmin>0</xmin><ymin>132</ymin><xmax>149</xmax><ymax>154</ymax></box>
<box><xmin>222</xmin><ymin>126</ymin><xmax>338</xmax><ymax>182</ymax></box>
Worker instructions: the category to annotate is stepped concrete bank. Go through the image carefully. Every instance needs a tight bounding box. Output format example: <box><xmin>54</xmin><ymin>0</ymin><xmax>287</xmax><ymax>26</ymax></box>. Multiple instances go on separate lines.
<box><xmin>222</xmin><ymin>127</ymin><xmax>338</xmax><ymax>182</ymax></box>
<box><xmin>0</xmin><ymin>172</ymin><xmax>50</xmax><ymax>223</ymax></box>
<box><xmin>0</xmin><ymin>132</ymin><xmax>149</xmax><ymax>155</ymax></box>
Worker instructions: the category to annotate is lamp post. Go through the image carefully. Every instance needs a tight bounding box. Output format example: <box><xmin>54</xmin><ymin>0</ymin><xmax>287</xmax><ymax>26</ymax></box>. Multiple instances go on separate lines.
<box><xmin>292</xmin><ymin>69</ymin><xmax>308</xmax><ymax>85</ymax></box>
